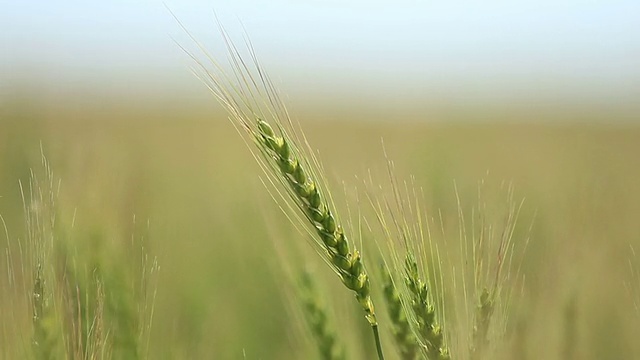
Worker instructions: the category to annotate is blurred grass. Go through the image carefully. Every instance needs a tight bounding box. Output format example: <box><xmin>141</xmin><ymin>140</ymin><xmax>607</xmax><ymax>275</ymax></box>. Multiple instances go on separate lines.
<box><xmin>1</xmin><ymin>96</ymin><xmax>639</xmax><ymax>359</ymax></box>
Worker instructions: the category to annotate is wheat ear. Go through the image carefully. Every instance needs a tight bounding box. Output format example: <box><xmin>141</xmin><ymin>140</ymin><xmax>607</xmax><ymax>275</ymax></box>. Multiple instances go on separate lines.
<box><xmin>173</xmin><ymin>18</ymin><xmax>384</xmax><ymax>359</ymax></box>
<box><xmin>256</xmin><ymin>120</ymin><xmax>376</xmax><ymax>320</ymax></box>
<box><xmin>32</xmin><ymin>263</ymin><xmax>55</xmax><ymax>359</ymax></box>
<box><xmin>299</xmin><ymin>272</ymin><xmax>346</xmax><ymax>360</ymax></box>
<box><xmin>256</xmin><ymin>120</ymin><xmax>384</xmax><ymax>359</ymax></box>
<box><xmin>404</xmin><ymin>255</ymin><xmax>450</xmax><ymax>360</ymax></box>
<box><xmin>470</xmin><ymin>287</ymin><xmax>493</xmax><ymax>358</ymax></box>
<box><xmin>381</xmin><ymin>264</ymin><xmax>418</xmax><ymax>360</ymax></box>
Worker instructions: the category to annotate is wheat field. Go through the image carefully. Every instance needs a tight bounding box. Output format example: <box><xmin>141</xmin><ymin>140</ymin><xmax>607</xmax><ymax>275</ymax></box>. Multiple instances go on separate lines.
<box><xmin>1</xmin><ymin>13</ymin><xmax>640</xmax><ymax>356</ymax></box>
<box><xmin>1</xmin><ymin>85</ymin><xmax>639</xmax><ymax>359</ymax></box>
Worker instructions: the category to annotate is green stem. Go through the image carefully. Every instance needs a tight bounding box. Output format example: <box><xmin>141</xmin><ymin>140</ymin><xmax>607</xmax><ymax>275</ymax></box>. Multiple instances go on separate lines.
<box><xmin>372</xmin><ymin>324</ymin><xmax>385</xmax><ymax>360</ymax></box>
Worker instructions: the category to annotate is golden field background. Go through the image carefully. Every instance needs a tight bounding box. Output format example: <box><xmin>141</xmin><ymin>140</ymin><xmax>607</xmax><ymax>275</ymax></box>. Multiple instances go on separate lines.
<box><xmin>1</xmin><ymin>91</ymin><xmax>640</xmax><ymax>359</ymax></box>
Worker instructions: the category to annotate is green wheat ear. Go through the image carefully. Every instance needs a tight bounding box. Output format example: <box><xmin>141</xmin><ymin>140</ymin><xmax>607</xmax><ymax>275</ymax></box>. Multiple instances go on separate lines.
<box><xmin>404</xmin><ymin>254</ymin><xmax>450</xmax><ymax>360</ymax></box>
<box><xmin>256</xmin><ymin>119</ymin><xmax>375</xmax><ymax>324</ymax></box>
<box><xmin>177</xmin><ymin>22</ymin><xmax>384</xmax><ymax>359</ymax></box>
<box><xmin>471</xmin><ymin>287</ymin><xmax>493</xmax><ymax>358</ymax></box>
<box><xmin>299</xmin><ymin>272</ymin><xmax>346</xmax><ymax>360</ymax></box>
<box><xmin>381</xmin><ymin>264</ymin><xmax>419</xmax><ymax>360</ymax></box>
<box><xmin>32</xmin><ymin>263</ymin><xmax>58</xmax><ymax>359</ymax></box>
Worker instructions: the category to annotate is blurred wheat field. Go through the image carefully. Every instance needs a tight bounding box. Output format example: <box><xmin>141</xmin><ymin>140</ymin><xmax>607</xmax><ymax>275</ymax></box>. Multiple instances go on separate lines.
<box><xmin>1</xmin><ymin>96</ymin><xmax>640</xmax><ymax>359</ymax></box>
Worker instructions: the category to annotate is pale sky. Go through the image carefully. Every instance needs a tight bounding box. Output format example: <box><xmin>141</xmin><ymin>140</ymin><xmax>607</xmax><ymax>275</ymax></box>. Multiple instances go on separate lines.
<box><xmin>2</xmin><ymin>1</ymin><xmax>639</xmax><ymax>106</ymax></box>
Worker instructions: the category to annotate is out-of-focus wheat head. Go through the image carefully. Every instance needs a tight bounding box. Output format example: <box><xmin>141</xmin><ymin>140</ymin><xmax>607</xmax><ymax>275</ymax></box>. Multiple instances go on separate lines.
<box><xmin>367</xmin><ymin>154</ymin><xmax>529</xmax><ymax>359</ymax></box>
<box><xmin>299</xmin><ymin>271</ymin><xmax>347</xmax><ymax>360</ymax></box>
